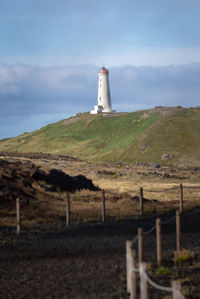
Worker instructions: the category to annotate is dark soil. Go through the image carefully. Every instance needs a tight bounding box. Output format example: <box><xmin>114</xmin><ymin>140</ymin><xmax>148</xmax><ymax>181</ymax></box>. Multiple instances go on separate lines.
<box><xmin>0</xmin><ymin>211</ymin><xmax>200</xmax><ymax>299</ymax></box>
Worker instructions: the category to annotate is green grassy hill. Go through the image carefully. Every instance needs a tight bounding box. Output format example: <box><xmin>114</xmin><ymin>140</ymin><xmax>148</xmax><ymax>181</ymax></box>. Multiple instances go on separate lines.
<box><xmin>1</xmin><ymin>106</ymin><xmax>200</xmax><ymax>165</ymax></box>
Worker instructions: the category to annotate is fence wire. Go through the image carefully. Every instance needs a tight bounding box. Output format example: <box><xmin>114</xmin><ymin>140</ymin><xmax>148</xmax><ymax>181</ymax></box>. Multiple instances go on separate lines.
<box><xmin>140</xmin><ymin>184</ymin><xmax>200</xmax><ymax>193</ymax></box>
<box><xmin>143</xmin><ymin>271</ymin><xmax>173</xmax><ymax>292</ymax></box>
<box><xmin>162</xmin><ymin>214</ymin><xmax>176</xmax><ymax>225</ymax></box>
<box><xmin>182</xmin><ymin>185</ymin><xmax>200</xmax><ymax>190</ymax></box>
<box><xmin>131</xmin><ymin>236</ymin><xmax>139</xmax><ymax>247</ymax></box>
<box><xmin>144</xmin><ymin>187</ymin><xmax>178</xmax><ymax>193</ymax></box>
<box><xmin>131</xmin><ymin>264</ymin><xmax>185</xmax><ymax>298</ymax></box>
<box><xmin>132</xmin><ymin>213</ymin><xmax>176</xmax><ymax>246</ymax></box>
<box><xmin>143</xmin><ymin>225</ymin><xmax>156</xmax><ymax>236</ymax></box>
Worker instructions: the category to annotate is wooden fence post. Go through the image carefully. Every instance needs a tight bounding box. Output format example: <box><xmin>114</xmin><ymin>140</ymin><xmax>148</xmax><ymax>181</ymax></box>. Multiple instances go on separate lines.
<box><xmin>126</xmin><ymin>241</ymin><xmax>131</xmax><ymax>293</ymax></box>
<box><xmin>176</xmin><ymin>210</ymin><xmax>181</xmax><ymax>251</ymax></box>
<box><xmin>130</xmin><ymin>248</ymin><xmax>137</xmax><ymax>299</ymax></box>
<box><xmin>126</xmin><ymin>241</ymin><xmax>137</xmax><ymax>299</ymax></box>
<box><xmin>16</xmin><ymin>197</ymin><xmax>21</xmax><ymax>235</ymax></box>
<box><xmin>139</xmin><ymin>262</ymin><xmax>148</xmax><ymax>299</ymax></box>
<box><xmin>140</xmin><ymin>187</ymin><xmax>144</xmax><ymax>216</ymax></box>
<box><xmin>138</xmin><ymin>228</ymin><xmax>144</xmax><ymax>263</ymax></box>
<box><xmin>156</xmin><ymin>218</ymin><xmax>162</xmax><ymax>265</ymax></box>
<box><xmin>102</xmin><ymin>190</ymin><xmax>106</xmax><ymax>223</ymax></box>
<box><xmin>179</xmin><ymin>184</ymin><xmax>183</xmax><ymax>213</ymax></box>
<box><xmin>172</xmin><ymin>280</ymin><xmax>181</xmax><ymax>299</ymax></box>
<box><xmin>66</xmin><ymin>193</ymin><xmax>71</xmax><ymax>227</ymax></box>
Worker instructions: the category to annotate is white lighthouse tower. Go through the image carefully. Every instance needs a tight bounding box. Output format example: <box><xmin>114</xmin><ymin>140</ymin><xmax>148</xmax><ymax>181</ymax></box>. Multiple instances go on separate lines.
<box><xmin>90</xmin><ymin>67</ymin><xmax>115</xmax><ymax>114</ymax></box>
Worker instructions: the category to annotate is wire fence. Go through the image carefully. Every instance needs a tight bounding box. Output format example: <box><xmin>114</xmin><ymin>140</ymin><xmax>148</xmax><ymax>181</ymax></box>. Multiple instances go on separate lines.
<box><xmin>126</xmin><ymin>210</ymin><xmax>187</xmax><ymax>299</ymax></box>
<box><xmin>131</xmin><ymin>214</ymin><xmax>176</xmax><ymax>248</ymax></box>
<box><xmin>127</xmin><ymin>239</ymin><xmax>185</xmax><ymax>298</ymax></box>
<box><xmin>128</xmin><ymin>259</ymin><xmax>185</xmax><ymax>299</ymax></box>
<box><xmin>144</xmin><ymin>185</ymin><xmax>200</xmax><ymax>193</ymax></box>
<box><xmin>1</xmin><ymin>183</ymin><xmax>200</xmax><ymax>234</ymax></box>
<box><xmin>126</xmin><ymin>203</ymin><xmax>200</xmax><ymax>298</ymax></box>
<box><xmin>0</xmin><ymin>183</ymin><xmax>199</xmax><ymax>297</ymax></box>
<box><xmin>145</xmin><ymin>186</ymin><xmax>178</xmax><ymax>193</ymax></box>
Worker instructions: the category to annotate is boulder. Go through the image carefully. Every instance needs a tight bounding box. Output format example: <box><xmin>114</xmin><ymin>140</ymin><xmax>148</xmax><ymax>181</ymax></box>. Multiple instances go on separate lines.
<box><xmin>161</xmin><ymin>154</ymin><xmax>170</xmax><ymax>161</ymax></box>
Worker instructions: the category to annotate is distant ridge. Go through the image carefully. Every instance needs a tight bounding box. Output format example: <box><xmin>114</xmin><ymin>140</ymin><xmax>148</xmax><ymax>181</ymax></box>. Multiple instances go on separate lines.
<box><xmin>1</xmin><ymin>106</ymin><xmax>200</xmax><ymax>166</ymax></box>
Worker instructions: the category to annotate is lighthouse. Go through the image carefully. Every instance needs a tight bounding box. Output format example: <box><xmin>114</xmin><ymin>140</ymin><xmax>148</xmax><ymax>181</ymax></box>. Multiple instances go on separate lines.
<box><xmin>90</xmin><ymin>67</ymin><xmax>115</xmax><ymax>114</ymax></box>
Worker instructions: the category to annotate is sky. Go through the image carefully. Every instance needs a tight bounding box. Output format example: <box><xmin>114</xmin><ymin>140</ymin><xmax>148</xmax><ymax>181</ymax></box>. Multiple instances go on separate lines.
<box><xmin>1</xmin><ymin>0</ymin><xmax>200</xmax><ymax>139</ymax></box>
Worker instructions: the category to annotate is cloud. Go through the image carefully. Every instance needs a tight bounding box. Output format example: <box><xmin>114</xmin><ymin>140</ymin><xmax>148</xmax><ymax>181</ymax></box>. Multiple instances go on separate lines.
<box><xmin>0</xmin><ymin>64</ymin><xmax>98</xmax><ymax>116</ymax></box>
<box><xmin>97</xmin><ymin>47</ymin><xmax>200</xmax><ymax>67</ymax></box>
<box><xmin>111</xmin><ymin>64</ymin><xmax>200</xmax><ymax>108</ymax></box>
<box><xmin>3</xmin><ymin>46</ymin><xmax>200</xmax><ymax>68</ymax></box>
<box><xmin>0</xmin><ymin>62</ymin><xmax>200</xmax><ymax>138</ymax></box>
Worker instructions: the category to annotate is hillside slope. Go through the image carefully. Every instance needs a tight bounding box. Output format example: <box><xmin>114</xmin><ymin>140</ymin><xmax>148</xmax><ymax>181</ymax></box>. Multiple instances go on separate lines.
<box><xmin>1</xmin><ymin>106</ymin><xmax>200</xmax><ymax>165</ymax></box>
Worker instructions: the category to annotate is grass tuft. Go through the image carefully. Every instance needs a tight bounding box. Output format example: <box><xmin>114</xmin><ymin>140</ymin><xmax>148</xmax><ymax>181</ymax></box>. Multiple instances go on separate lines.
<box><xmin>174</xmin><ymin>249</ymin><xmax>195</xmax><ymax>264</ymax></box>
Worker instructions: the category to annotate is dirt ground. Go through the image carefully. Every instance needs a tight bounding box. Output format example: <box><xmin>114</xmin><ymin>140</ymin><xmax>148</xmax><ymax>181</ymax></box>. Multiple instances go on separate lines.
<box><xmin>1</xmin><ymin>152</ymin><xmax>200</xmax><ymax>298</ymax></box>
<box><xmin>1</xmin><ymin>211</ymin><xmax>200</xmax><ymax>299</ymax></box>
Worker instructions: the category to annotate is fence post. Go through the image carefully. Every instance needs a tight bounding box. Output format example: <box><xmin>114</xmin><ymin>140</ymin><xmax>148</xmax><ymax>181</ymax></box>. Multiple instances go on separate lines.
<box><xmin>126</xmin><ymin>241</ymin><xmax>131</xmax><ymax>293</ymax></box>
<box><xmin>176</xmin><ymin>210</ymin><xmax>181</xmax><ymax>251</ymax></box>
<box><xmin>16</xmin><ymin>197</ymin><xmax>21</xmax><ymax>235</ymax></box>
<box><xmin>179</xmin><ymin>184</ymin><xmax>183</xmax><ymax>213</ymax></box>
<box><xmin>156</xmin><ymin>218</ymin><xmax>162</xmax><ymax>265</ymax></box>
<box><xmin>126</xmin><ymin>241</ymin><xmax>137</xmax><ymax>299</ymax></box>
<box><xmin>140</xmin><ymin>187</ymin><xmax>144</xmax><ymax>216</ymax></box>
<box><xmin>172</xmin><ymin>280</ymin><xmax>181</xmax><ymax>299</ymax></box>
<box><xmin>138</xmin><ymin>228</ymin><xmax>144</xmax><ymax>263</ymax></box>
<box><xmin>139</xmin><ymin>262</ymin><xmax>148</xmax><ymax>299</ymax></box>
<box><xmin>66</xmin><ymin>193</ymin><xmax>71</xmax><ymax>227</ymax></box>
<box><xmin>102</xmin><ymin>190</ymin><xmax>106</xmax><ymax>223</ymax></box>
<box><xmin>131</xmin><ymin>248</ymin><xmax>137</xmax><ymax>299</ymax></box>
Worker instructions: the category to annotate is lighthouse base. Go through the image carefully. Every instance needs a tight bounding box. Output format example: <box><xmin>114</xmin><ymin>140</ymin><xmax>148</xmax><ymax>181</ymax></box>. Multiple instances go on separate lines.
<box><xmin>90</xmin><ymin>105</ymin><xmax>115</xmax><ymax>114</ymax></box>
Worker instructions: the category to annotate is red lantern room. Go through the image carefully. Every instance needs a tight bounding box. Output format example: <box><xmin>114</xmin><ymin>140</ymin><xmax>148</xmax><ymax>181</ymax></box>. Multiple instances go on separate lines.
<box><xmin>100</xmin><ymin>67</ymin><xmax>109</xmax><ymax>74</ymax></box>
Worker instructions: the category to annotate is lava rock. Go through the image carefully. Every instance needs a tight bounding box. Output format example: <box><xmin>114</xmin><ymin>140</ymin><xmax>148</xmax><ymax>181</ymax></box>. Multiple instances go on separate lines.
<box><xmin>149</xmin><ymin>162</ymin><xmax>160</xmax><ymax>168</ymax></box>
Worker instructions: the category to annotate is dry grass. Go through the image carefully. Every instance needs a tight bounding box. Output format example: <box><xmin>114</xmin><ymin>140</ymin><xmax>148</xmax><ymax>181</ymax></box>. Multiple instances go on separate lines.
<box><xmin>1</xmin><ymin>155</ymin><xmax>200</xmax><ymax>229</ymax></box>
<box><xmin>174</xmin><ymin>249</ymin><xmax>195</xmax><ymax>263</ymax></box>
<box><xmin>1</xmin><ymin>189</ymin><xmax>200</xmax><ymax>229</ymax></box>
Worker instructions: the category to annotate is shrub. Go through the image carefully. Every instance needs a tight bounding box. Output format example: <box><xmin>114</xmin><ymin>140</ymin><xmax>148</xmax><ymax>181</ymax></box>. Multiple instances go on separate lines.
<box><xmin>174</xmin><ymin>249</ymin><xmax>195</xmax><ymax>264</ymax></box>
<box><xmin>156</xmin><ymin>267</ymin><xmax>170</xmax><ymax>275</ymax></box>
<box><xmin>110</xmin><ymin>173</ymin><xmax>119</xmax><ymax>179</ymax></box>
